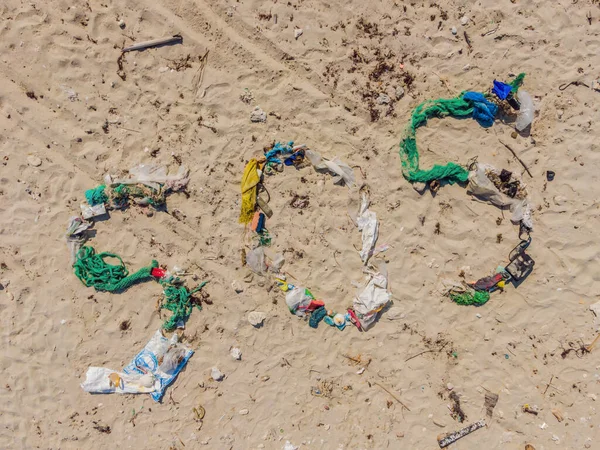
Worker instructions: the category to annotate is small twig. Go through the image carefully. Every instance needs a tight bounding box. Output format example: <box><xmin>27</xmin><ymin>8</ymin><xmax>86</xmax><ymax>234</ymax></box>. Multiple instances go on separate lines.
<box><xmin>585</xmin><ymin>333</ymin><xmax>600</xmax><ymax>352</ymax></box>
<box><xmin>463</xmin><ymin>31</ymin><xmax>472</xmax><ymax>52</ymax></box>
<box><xmin>405</xmin><ymin>341</ymin><xmax>449</xmax><ymax>362</ymax></box>
<box><xmin>542</xmin><ymin>375</ymin><xmax>554</xmax><ymax>395</ymax></box>
<box><xmin>481</xmin><ymin>25</ymin><xmax>499</xmax><ymax>37</ymax></box>
<box><xmin>498</xmin><ymin>140</ymin><xmax>533</xmax><ymax>178</ymax></box>
<box><xmin>373</xmin><ymin>381</ymin><xmax>411</xmax><ymax>411</ymax></box>
<box><xmin>123</xmin><ymin>35</ymin><xmax>183</xmax><ymax>52</ymax></box>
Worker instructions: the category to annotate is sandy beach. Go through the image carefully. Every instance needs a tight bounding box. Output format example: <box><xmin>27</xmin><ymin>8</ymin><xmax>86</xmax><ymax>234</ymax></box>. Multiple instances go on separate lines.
<box><xmin>1</xmin><ymin>0</ymin><xmax>600</xmax><ymax>449</ymax></box>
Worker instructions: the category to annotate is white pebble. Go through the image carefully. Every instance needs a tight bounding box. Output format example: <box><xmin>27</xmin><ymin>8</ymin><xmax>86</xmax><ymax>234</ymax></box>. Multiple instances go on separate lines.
<box><xmin>451</xmin><ymin>26</ymin><xmax>458</xmax><ymax>35</ymax></box>
<box><xmin>460</xmin><ymin>16</ymin><xmax>469</xmax><ymax>25</ymax></box>
<box><xmin>294</xmin><ymin>28</ymin><xmax>303</xmax><ymax>40</ymax></box>
<box><xmin>27</xmin><ymin>155</ymin><xmax>42</xmax><ymax>167</ymax></box>
<box><xmin>476</xmin><ymin>313</ymin><xmax>482</xmax><ymax>319</ymax></box>
<box><xmin>211</xmin><ymin>367</ymin><xmax>224</xmax><ymax>381</ymax></box>
<box><xmin>239</xmin><ymin>409</ymin><xmax>249</xmax><ymax>415</ymax></box>
<box><xmin>231</xmin><ymin>347</ymin><xmax>242</xmax><ymax>360</ymax></box>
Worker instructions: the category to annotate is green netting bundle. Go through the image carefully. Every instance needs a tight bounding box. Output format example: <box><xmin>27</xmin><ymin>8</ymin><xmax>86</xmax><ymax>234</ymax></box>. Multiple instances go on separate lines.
<box><xmin>73</xmin><ymin>246</ymin><xmax>158</xmax><ymax>292</ymax></box>
<box><xmin>449</xmin><ymin>290</ymin><xmax>490</xmax><ymax>306</ymax></box>
<box><xmin>159</xmin><ymin>279</ymin><xmax>208</xmax><ymax>331</ymax></box>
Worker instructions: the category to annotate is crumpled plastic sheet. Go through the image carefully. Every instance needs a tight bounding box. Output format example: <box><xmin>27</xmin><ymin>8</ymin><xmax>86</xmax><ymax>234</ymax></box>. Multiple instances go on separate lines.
<box><xmin>66</xmin><ymin>216</ymin><xmax>91</xmax><ymax>264</ymax></box>
<box><xmin>305</xmin><ymin>150</ymin><xmax>355</xmax><ymax>188</ymax></box>
<box><xmin>246</xmin><ymin>246</ymin><xmax>267</xmax><ymax>274</ymax></box>
<box><xmin>467</xmin><ymin>163</ymin><xmax>533</xmax><ymax>230</ymax></box>
<box><xmin>81</xmin><ymin>330</ymin><xmax>193</xmax><ymax>402</ymax></box>
<box><xmin>106</xmin><ymin>164</ymin><xmax>190</xmax><ymax>191</ymax></box>
<box><xmin>353</xmin><ymin>263</ymin><xmax>391</xmax><ymax>330</ymax></box>
<box><xmin>356</xmin><ymin>189</ymin><xmax>378</xmax><ymax>264</ymax></box>
<box><xmin>285</xmin><ymin>286</ymin><xmax>313</xmax><ymax>316</ymax></box>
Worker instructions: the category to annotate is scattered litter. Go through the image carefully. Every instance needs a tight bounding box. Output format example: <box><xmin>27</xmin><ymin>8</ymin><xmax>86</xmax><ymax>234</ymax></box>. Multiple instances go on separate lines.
<box><xmin>294</xmin><ymin>28</ymin><xmax>303</xmax><ymax>40</ymax></box>
<box><xmin>65</xmin><ymin>217</ymin><xmax>92</xmax><ymax>264</ymax></box>
<box><xmin>81</xmin><ymin>330</ymin><xmax>193</xmax><ymax>401</ymax></box>
<box><xmin>248</xmin><ymin>311</ymin><xmax>266</xmax><ymax>327</ymax></box>
<box><xmin>250</xmin><ymin>106</ymin><xmax>267</xmax><ymax>123</ymax></box>
<box><xmin>122</xmin><ymin>35</ymin><xmax>183</xmax><ymax>52</ymax></box>
<box><xmin>211</xmin><ymin>367</ymin><xmax>224</xmax><ymax>381</ymax></box>
<box><xmin>539</xmin><ymin>422</ymin><xmax>547</xmax><ymax>429</ymax></box>
<box><xmin>27</xmin><ymin>155</ymin><xmax>42</xmax><ymax>167</ymax></box>
<box><xmin>356</xmin><ymin>367</ymin><xmax>365</xmax><ymax>375</ymax></box>
<box><xmin>231</xmin><ymin>347</ymin><xmax>242</xmax><ymax>360</ymax></box>
<box><xmin>522</xmin><ymin>404</ymin><xmax>539</xmax><ymax>415</ymax></box>
<box><xmin>305</xmin><ymin>150</ymin><xmax>355</xmax><ymax>188</ymax></box>
<box><xmin>246</xmin><ymin>246</ymin><xmax>267</xmax><ymax>274</ymax></box>
<box><xmin>437</xmin><ymin>419</ymin><xmax>486</xmax><ymax>448</ymax></box>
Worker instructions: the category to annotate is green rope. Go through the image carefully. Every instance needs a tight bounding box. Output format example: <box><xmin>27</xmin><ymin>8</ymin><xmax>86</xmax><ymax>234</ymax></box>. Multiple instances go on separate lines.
<box><xmin>85</xmin><ymin>185</ymin><xmax>108</xmax><ymax>206</ymax></box>
<box><xmin>73</xmin><ymin>246</ymin><xmax>158</xmax><ymax>292</ymax></box>
<box><xmin>509</xmin><ymin>73</ymin><xmax>526</xmax><ymax>93</ymax></box>
<box><xmin>159</xmin><ymin>279</ymin><xmax>208</xmax><ymax>331</ymax></box>
<box><xmin>399</xmin><ymin>95</ymin><xmax>474</xmax><ymax>185</ymax></box>
<box><xmin>449</xmin><ymin>290</ymin><xmax>490</xmax><ymax>306</ymax></box>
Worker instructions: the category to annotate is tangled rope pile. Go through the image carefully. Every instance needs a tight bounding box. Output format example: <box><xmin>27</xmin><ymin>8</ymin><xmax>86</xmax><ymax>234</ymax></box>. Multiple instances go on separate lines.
<box><xmin>398</xmin><ymin>73</ymin><xmax>534</xmax><ymax>306</ymax></box>
<box><xmin>67</xmin><ymin>164</ymin><xmax>208</xmax><ymax>330</ymax></box>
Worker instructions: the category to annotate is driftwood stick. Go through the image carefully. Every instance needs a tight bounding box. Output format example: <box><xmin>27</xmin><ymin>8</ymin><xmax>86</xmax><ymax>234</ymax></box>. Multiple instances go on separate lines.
<box><xmin>499</xmin><ymin>140</ymin><xmax>533</xmax><ymax>178</ymax></box>
<box><xmin>123</xmin><ymin>35</ymin><xmax>183</xmax><ymax>52</ymax></box>
<box><xmin>372</xmin><ymin>381</ymin><xmax>411</xmax><ymax>411</ymax></box>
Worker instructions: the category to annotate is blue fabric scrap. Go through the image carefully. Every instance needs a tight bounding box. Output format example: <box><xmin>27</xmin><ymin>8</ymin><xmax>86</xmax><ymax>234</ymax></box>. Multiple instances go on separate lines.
<box><xmin>463</xmin><ymin>91</ymin><xmax>498</xmax><ymax>128</ymax></box>
<box><xmin>492</xmin><ymin>80</ymin><xmax>513</xmax><ymax>100</ymax></box>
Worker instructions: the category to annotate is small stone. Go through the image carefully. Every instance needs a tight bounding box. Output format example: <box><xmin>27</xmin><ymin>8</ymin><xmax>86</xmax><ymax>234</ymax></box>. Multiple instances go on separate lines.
<box><xmin>412</xmin><ymin>182</ymin><xmax>427</xmax><ymax>194</ymax></box>
<box><xmin>557</xmin><ymin>109</ymin><xmax>564</xmax><ymax>118</ymax></box>
<box><xmin>231</xmin><ymin>347</ymin><xmax>242</xmax><ymax>360</ymax></box>
<box><xmin>386</xmin><ymin>307</ymin><xmax>403</xmax><ymax>320</ymax></box>
<box><xmin>433</xmin><ymin>418</ymin><xmax>446</xmax><ymax>427</ymax></box>
<box><xmin>511</xmin><ymin>131</ymin><xmax>518</xmax><ymax>139</ymax></box>
<box><xmin>476</xmin><ymin>313</ymin><xmax>482</xmax><ymax>319</ymax></box>
<box><xmin>460</xmin><ymin>16</ymin><xmax>469</xmax><ymax>25</ymax></box>
<box><xmin>118</xmin><ymin>20</ymin><xmax>126</xmax><ymax>29</ymax></box>
<box><xmin>395</xmin><ymin>86</ymin><xmax>405</xmax><ymax>100</ymax></box>
<box><xmin>27</xmin><ymin>155</ymin><xmax>42</xmax><ymax>167</ymax></box>
<box><xmin>294</xmin><ymin>28</ymin><xmax>303</xmax><ymax>40</ymax></box>
<box><xmin>146</xmin><ymin>210</ymin><xmax>154</xmax><ymax>217</ymax></box>
<box><xmin>376</xmin><ymin>93</ymin><xmax>391</xmax><ymax>105</ymax></box>
<box><xmin>324</xmin><ymin>424</ymin><xmax>330</xmax><ymax>431</ymax></box>
<box><xmin>248</xmin><ymin>311</ymin><xmax>267</xmax><ymax>327</ymax></box>
<box><xmin>211</xmin><ymin>367</ymin><xmax>224</xmax><ymax>381</ymax></box>
<box><xmin>553</xmin><ymin>195</ymin><xmax>567</xmax><ymax>206</ymax></box>
<box><xmin>239</xmin><ymin>409</ymin><xmax>249</xmax><ymax>415</ymax></box>
<box><xmin>250</xmin><ymin>106</ymin><xmax>267</xmax><ymax>123</ymax></box>
<box><xmin>447</xmin><ymin>383</ymin><xmax>454</xmax><ymax>391</ymax></box>
<box><xmin>396</xmin><ymin>432</ymin><xmax>405</xmax><ymax>438</ymax></box>
<box><xmin>451</xmin><ymin>26</ymin><xmax>458</xmax><ymax>35</ymax></box>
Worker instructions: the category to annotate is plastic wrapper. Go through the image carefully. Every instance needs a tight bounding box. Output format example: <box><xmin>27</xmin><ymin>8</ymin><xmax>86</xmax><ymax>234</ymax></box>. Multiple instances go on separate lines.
<box><xmin>246</xmin><ymin>247</ymin><xmax>267</xmax><ymax>274</ymax></box>
<box><xmin>80</xmin><ymin>330</ymin><xmax>193</xmax><ymax>402</ymax></box>
<box><xmin>66</xmin><ymin>217</ymin><xmax>91</xmax><ymax>264</ymax></box>
<box><xmin>467</xmin><ymin>163</ymin><xmax>533</xmax><ymax>229</ymax></box>
<box><xmin>515</xmin><ymin>90</ymin><xmax>534</xmax><ymax>131</ymax></box>
<box><xmin>356</xmin><ymin>189</ymin><xmax>378</xmax><ymax>264</ymax></box>
<box><xmin>285</xmin><ymin>286</ymin><xmax>314</xmax><ymax>316</ymax></box>
<box><xmin>80</xmin><ymin>202</ymin><xmax>106</xmax><ymax>220</ymax></box>
<box><xmin>107</xmin><ymin>164</ymin><xmax>190</xmax><ymax>191</ymax></box>
<box><xmin>353</xmin><ymin>264</ymin><xmax>391</xmax><ymax>330</ymax></box>
<box><xmin>305</xmin><ymin>150</ymin><xmax>355</xmax><ymax>188</ymax></box>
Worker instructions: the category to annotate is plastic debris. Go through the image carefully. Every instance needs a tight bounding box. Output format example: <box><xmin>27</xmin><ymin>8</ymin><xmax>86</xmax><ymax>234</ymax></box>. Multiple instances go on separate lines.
<box><xmin>437</xmin><ymin>419</ymin><xmax>486</xmax><ymax>448</ymax></box>
<box><xmin>81</xmin><ymin>330</ymin><xmax>193</xmax><ymax>401</ymax></box>
<box><xmin>305</xmin><ymin>150</ymin><xmax>355</xmax><ymax>188</ymax></box>
<box><xmin>248</xmin><ymin>311</ymin><xmax>266</xmax><ymax>327</ymax></box>
<box><xmin>246</xmin><ymin>246</ymin><xmax>267</xmax><ymax>274</ymax></box>
<box><xmin>65</xmin><ymin>217</ymin><xmax>92</xmax><ymax>264</ymax></box>
<box><xmin>231</xmin><ymin>347</ymin><xmax>242</xmax><ymax>360</ymax></box>
<box><xmin>353</xmin><ymin>264</ymin><xmax>391</xmax><ymax>330</ymax></box>
<box><xmin>356</xmin><ymin>188</ymin><xmax>378</xmax><ymax>264</ymax></box>
<box><xmin>515</xmin><ymin>90</ymin><xmax>534</xmax><ymax>131</ymax></box>
<box><xmin>286</xmin><ymin>287</ymin><xmax>314</xmax><ymax>317</ymax></box>
<box><xmin>211</xmin><ymin>367</ymin><xmax>224</xmax><ymax>381</ymax></box>
<box><xmin>80</xmin><ymin>202</ymin><xmax>107</xmax><ymax>220</ymax></box>
<box><xmin>283</xmin><ymin>441</ymin><xmax>299</xmax><ymax>450</ymax></box>
<box><xmin>122</xmin><ymin>35</ymin><xmax>183</xmax><ymax>52</ymax></box>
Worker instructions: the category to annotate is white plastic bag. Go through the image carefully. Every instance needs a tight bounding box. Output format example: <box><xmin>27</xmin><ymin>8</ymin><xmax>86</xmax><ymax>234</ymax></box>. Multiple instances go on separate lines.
<box><xmin>467</xmin><ymin>163</ymin><xmax>533</xmax><ymax>229</ymax></box>
<box><xmin>305</xmin><ymin>150</ymin><xmax>355</xmax><ymax>188</ymax></box>
<box><xmin>285</xmin><ymin>287</ymin><xmax>313</xmax><ymax>316</ymax></box>
<box><xmin>356</xmin><ymin>189</ymin><xmax>378</xmax><ymax>264</ymax></box>
<box><xmin>353</xmin><ymin>264</ymin><xmax>391</xmax><ymax>330</ymax></box>
<box><xmin>66</xmin><ymin>217</ymin><xmax>91</xmax><ymax>264</ymax></box>
<box><xmin>81</xmin><ymin>330</ymin><xmax>193</xmax><ymax>402</ymax></box>
<box><xmin>515</xmin><ymin>90</ymin><xmax>534</xmax><ymax>131</ymax></box>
